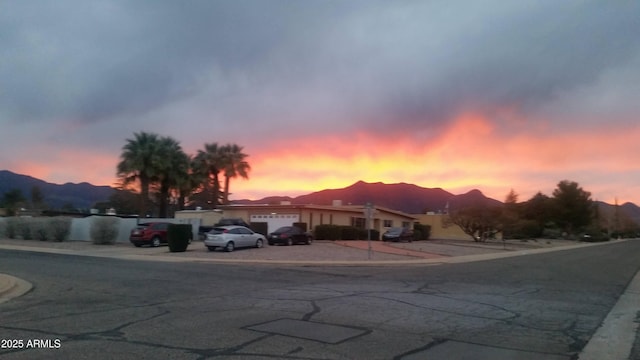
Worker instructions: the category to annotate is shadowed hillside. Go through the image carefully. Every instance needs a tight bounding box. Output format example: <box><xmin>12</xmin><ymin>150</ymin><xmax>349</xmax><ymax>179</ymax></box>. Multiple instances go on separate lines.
<box><xmin>0</xmin><ymin>170</ymin><xmax>115</xmax><ymax>210</ymax></box>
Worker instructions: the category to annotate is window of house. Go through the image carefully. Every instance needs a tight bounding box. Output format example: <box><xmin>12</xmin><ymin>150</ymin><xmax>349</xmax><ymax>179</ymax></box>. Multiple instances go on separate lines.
<box><xmin>351</xmin><ymin>217</ymin><xmax>366</xmax><ymax>229</ymax></box>
<box><xmin>383</xmin><ymin>219</ymin><xmax>393</xmax><ymax>227</ymax></box>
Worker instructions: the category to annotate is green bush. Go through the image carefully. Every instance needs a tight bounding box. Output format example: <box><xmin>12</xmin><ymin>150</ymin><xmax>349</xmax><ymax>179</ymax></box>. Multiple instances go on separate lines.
<box><xmin>91</xmin><ymin>217</ymin><xmax>119</xmax><ymax>245</ymax></box>
<box><xmin>313</xmin><ymin>225</ymin><xmax>380</xmax><ymax>240</ymax></box>
<box><xmin>314</xmin><ymin>225</ymin><xmax>342</xmax><ymax>240</ymax></box>
<box><xmin>168</xmin><ymin>224</ymin><xmax>192</xmax><ymax>252</ymax></box>
<box><xmin>340</xmin><ymin>226</ymin><xmax>360</xmax><ymax>240</ymax></box>
<box><xmin>50</xmin><ymin>217</ymin><xmax>71</xmax><ymax>242</ymax></box>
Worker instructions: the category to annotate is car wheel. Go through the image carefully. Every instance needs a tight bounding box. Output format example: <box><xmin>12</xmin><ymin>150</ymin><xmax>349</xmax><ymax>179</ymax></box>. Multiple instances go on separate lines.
<box><xmin>151</xmin><ymin>236</ymin><xmax>161</xmax><ymax>247</ymax></box>
<box><xmin>268</xmin><ymin>241</ymin><xmax>274</xmax><ymax>246</ymax></box>
<box><xmin>306</xmin><ymin>237</ymin><xmax>312</xmax><ymax>245</ymax></box>
<box><xmin>224</xmin><ymin>242</ymin><xmax>235</xmax><ymax>252</ymax></box>
<box><xmin>255</xmin><ymin>239</ymin><xmax>263</xmax><ymax>248</ymax></box>
<box><xmin>207</xmin><ymin>246</ymin><xmax>216</xmax><ymax>251</ymax></box>
<box><xmin>286</xmin><ymin>238</ymin><xmax>293</xmax><ymax>246</ymax></box>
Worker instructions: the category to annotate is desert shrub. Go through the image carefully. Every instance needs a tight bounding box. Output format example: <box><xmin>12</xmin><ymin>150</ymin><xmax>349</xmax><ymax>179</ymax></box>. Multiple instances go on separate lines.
<box><xmin>541</xmin><ymin>227</ymin><xmax>564</xmax><ymax>240</ymax></box>
<box><xmin>50</xmin><ymin>217</ymin><xmax>72</xmax><ymax>242</ymax></box>
<box><xmin>5</xmin><ymin>217</ymin><xmax>19</xmax><ymax>239</ymax></box>
<box><xmin>32</xmin><ymin>218</ymin><xmax>49</xmax><ymax>241</ymax></box>
<box><xmin>90</xmin><ymin>217</ymin><xmax>119</xmax><ymax>245</ymax></box>
<box><xmin>168</xmin><ymin>224</ymin><xmax>192</xmax><ymax>252</ymax></box>
<box><xmin>504</xmin><ymin>220</ymin><xmax>542</xmax><ymax>240</ymax></box>
<box><xmin>18</xmin><ymin>218</ymin><xmax>33</xmax><ymax>240</ymax></box>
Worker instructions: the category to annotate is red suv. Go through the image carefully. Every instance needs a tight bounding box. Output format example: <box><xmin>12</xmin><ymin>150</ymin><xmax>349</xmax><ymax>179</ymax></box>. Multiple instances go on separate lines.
<box><xmin>129</xmin><ymin>222</ymin><xmax>171</xmax><ymax>247</ymax></box>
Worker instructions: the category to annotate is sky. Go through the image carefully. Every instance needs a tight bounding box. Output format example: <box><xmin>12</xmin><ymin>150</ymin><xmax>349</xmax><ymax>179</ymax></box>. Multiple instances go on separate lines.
<box><xmin>1</xmin><ymin>1</ymin><xmax>640</xmax><ymax>205</ymax></box>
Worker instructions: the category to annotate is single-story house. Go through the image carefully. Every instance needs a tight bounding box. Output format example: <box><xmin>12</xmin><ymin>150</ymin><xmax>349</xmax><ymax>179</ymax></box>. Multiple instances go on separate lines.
<box><xmin>176</xmin><ymin>203</ymin><xmax>417</xmax><ymax>236</ymax></box>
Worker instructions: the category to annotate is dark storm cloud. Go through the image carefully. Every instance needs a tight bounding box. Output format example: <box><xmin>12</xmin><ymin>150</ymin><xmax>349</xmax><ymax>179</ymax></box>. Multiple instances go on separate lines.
<box><xmin>1</xmin><ymin>0</ymin><xmax>639</xmax><ymax>136</ymax></box>
<box><xmin>0</xmin><ymin>0</ymin><xmax>356</xmax><ymax>123</ymax></box>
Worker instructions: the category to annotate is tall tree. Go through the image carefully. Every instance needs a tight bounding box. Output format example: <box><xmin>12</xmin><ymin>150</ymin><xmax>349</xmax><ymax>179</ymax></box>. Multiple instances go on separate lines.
<box><xmin>501</xmin><ymin>189</ymin><xmax>520</xmax><ymax>239</ymax></box>
<box><xmin>220</xmin><ymin>144</ymin><xmax>251</xmax><ymax>205</ymax></box>
<box><xmin>522</xmin><ymin>192</ymin><xmax>552</xmax><ymax>228</ymax></box>
<box><xmin>1</xmin><ymin>188</ymin><xmax>26</xmax><ymax>216</ymax></box>
<box><xmin>116</xmin><ymin>132</ymin><xmax>162</xmax><ymax>217</ymax></box>
<box><xmin>552</xmin><ymin>180</ymin><xmax>593</xmax><ymax>235</ymax></box>
<box><xmin>31</xmin><ymin>185</ymin><xmax>45</xmax><ymax>209</ymax></box>
<box><xmin>155</xmin><ymin>136</ymin><xmax>190</xmax><ymax>217</ymax></box>
<box><xmin>193</xmin><ymin>143</ymin><xmax>224</xmax><ymax>208</ymax></box>
<box><xmin>174</xmin><ymin>154</ymin><xmax>200</xmax><ymax>211</ymax></box>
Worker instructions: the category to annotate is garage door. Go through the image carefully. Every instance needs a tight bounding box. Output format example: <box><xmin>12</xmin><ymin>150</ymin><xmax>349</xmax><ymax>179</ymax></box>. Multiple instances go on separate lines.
<box><xmin>250</xmin><ymin>214</ymin><xmax>300</xmax><ymax>233</ymax></box>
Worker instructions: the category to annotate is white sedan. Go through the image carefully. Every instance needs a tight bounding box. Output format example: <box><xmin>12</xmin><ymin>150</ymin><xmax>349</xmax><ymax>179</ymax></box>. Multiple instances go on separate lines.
<box><xmin>204</xmin><ymin>225</ymin><xmax>266</xmax><ymax>252</ymax></box>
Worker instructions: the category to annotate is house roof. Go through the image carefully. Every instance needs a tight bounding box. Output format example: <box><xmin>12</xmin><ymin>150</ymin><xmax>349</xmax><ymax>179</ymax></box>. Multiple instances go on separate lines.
<box><xmin>216</xmin><ymin>203</ymin><xmax>418</xmax><ymax>220</ymax></box>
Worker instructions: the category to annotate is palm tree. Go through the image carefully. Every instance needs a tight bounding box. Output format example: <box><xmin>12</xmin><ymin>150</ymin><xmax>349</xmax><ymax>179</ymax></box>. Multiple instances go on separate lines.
<box><xmin>117</xmin><ymin>132</ymin><xmax>162</xmax><ymax>217</ymax></box>
<box><xmin>174</xmin><ymin>154</ymin><xmax>200</xmax><ymax>211</ymax></box>
<box><xmin>193</xmin><ymin>143</ymin><xmax>225</xmax><ymax>208</ymax></box>
<box><xmin>220</xmin><ymin>144</ymin><xmax>251</xmax><ymax>205</ymax></box>
<box><xmin>155</xmin><ymin>136</ymin><xmax>189</xmax><ymax>217</ymax></box>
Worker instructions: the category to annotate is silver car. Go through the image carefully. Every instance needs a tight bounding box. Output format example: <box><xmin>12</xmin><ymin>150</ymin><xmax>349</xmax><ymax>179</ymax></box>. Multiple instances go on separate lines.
<box><xmin>204</xmin><ymin>225</ymin><xmax>266</xmax><ymax>252</ymax></box>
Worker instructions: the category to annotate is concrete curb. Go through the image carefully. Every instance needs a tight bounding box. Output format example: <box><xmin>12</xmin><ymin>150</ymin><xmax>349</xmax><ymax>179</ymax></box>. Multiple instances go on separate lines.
<box><xmin>578</xmin><ymin>268</ymin><xmax>640</xmax><ymax>360</ymax></box>
<box><xmin>0</xmin><ymin>273</ymin><xmax>32</xmax><ymax>304</ymax></box>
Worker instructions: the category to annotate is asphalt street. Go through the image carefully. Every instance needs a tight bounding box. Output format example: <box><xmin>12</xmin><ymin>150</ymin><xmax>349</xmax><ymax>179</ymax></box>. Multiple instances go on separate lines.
<box><xmin>1</xmin><ymin>241</ymin><xmax>639</xmax><ymax>359</ymax></box>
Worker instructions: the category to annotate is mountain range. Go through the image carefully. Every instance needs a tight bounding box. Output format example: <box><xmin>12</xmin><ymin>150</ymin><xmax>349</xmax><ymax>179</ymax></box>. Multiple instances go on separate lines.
<box><xmin>0</xmin><ymin>170</ymin><xmax>115</xmax><ymax>210</ymax></box>
<box><xmin>1</xmin><ymin>170</ymin><xmax>639</xmax><ymax>226</ymax></box>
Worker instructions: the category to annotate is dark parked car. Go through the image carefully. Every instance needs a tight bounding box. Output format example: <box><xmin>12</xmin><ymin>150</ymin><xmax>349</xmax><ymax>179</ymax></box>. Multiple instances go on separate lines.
<box><xmin>268</xmin><ymin>226</ymin><xmax>313</xmax><ymax>246</ymax></box>
<box><xmin>382</xmin><ymin>227</ymin><xmax>414</xmax><ymax>242</ymax></box>
<box><xmin>130</xmin><ymin>222</ymin><xmax>193</xmax><ymax>247</ymax></box>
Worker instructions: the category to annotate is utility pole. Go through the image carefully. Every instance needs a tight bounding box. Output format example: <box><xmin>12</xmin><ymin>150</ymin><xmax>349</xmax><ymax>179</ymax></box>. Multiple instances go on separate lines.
<box><xmin>364</xmin><ymin>202</ymin><xmax>374</xmax><ymax>260</ymax></box>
